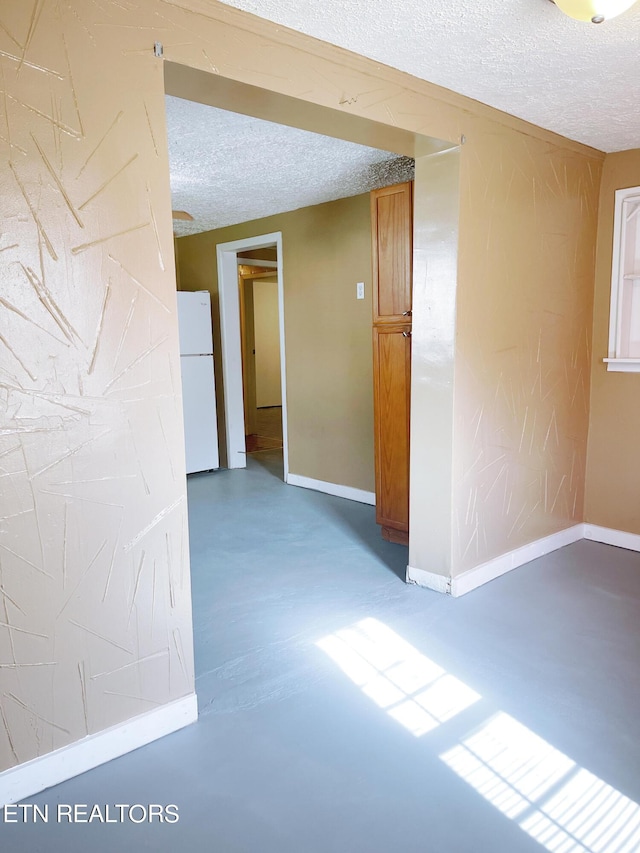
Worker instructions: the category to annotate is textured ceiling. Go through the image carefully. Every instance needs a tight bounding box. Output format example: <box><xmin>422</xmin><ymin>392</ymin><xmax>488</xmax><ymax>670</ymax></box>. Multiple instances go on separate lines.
<box><xmin>166</xmin><ymin>96</ymin><xmax>414</xmax><ymax>236</ymax></box>
<box><xmin>218</xmin><ymin>0</ymin><xmax>640</xmax><ymax>153</ymax></box>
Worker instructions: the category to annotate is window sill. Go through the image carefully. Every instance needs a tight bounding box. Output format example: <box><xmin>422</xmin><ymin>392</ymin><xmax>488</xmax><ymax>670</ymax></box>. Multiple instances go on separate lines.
<box><xmin>603</xmin><ymin>358</ymin><xmax>640</xmax><ymax>373</ymax></box>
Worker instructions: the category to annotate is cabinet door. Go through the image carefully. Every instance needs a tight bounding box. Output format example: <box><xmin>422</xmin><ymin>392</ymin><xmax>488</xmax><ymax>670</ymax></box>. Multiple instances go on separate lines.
<box><xmin>373</xmin><ymin>325</ymin><xmax>411</xmax><ymax>534</ymax></box>
<box><xmin>371</xmin><ymin>182</ymin><xmax>413</xmax><ymax>323</ymax></box>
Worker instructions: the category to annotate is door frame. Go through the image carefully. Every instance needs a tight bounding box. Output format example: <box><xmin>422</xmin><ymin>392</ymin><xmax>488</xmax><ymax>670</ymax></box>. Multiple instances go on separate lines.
<box><xmin>216</xmin><ymin>231</ymin><xmax>289</xmax><ymax>479</ymax></box>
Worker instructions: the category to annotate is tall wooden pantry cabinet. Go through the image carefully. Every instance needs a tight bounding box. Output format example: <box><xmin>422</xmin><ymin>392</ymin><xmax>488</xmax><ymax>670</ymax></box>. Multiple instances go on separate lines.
<box><xmin>370</xmin><ymin>181</ymin><xmax>413</xmax><ymax>545</ymax></box>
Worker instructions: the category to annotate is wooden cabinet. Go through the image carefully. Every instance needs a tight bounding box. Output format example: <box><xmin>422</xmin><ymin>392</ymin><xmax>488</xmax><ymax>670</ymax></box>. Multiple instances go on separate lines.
<box><xmin>371</xmin><ymin>182</ymin><xmax>413</xmax><ymax>545</ymax></box>
<box><xmin>371</xmin><ymin>182</ymin><xmax>413</xmax><ymax>323</ymax></box>
<box><xmin>373</xmin><ymin>325</ymin><xmax>411</xmax><ymax>542</ymax></box>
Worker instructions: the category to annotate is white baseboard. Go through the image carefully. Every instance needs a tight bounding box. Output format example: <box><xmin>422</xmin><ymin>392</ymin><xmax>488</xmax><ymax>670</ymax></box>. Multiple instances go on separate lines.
<box><xmin>0</xmin><ymin>693</ymin><xmax>198</xmax><ymax>806</ymax></box>
<box><xmin>450</xmin><ymin>524</ymin><xmax>585</xmax><ymax>597</ymax></box>
<box><xmin>287</xmin><ymin>473</ymin><xmax>375</xmax><ymax>506</ymax></box>
<box><xmin>406</xmin><ymin>564</ymin><xmax>451</xmax><ymax>593</ymax></box>
<box><xmin>408</xmin><ymin>523</ymin><xmax>640</xmax><ymax>598</ymax></box>
<box><xmin>583</xmin><ymin>523</ymin><xmax>640</xmax><ymax>552</ymax></box>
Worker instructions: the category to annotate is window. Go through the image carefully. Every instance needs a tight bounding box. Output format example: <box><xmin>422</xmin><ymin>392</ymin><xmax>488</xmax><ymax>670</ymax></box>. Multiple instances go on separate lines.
<box><xmin>605</xmin><ymin>185</ymin><xmax>640</xmax><ymax>372</ymax></box>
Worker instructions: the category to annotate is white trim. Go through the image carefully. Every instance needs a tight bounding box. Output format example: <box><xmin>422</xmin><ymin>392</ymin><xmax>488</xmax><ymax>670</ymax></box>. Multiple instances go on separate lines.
<box><xmin>275</xmin><ymin>233</ymin><xmax>289</xmax><ymax>482</ymax></box>
<box><xmin>286</xmin><ymin>473</ymin><xmax>375</xmax><ymax>505</ymax></box>
<box><xmin>603</xmin><ymin>358</ymin><xmax>640</xmax><ymax>373</ymax></box>
<box><xmin>217</xmin><ymin>244</ymin><xmax>246</xmax><ymax>469</ymax></box>
<box><xmin>406</xmin><ymin>564</ymin><xmax>451</xmax><ymax>594</ymax></box>
<box><xmin>217</xmin><ymin>232</ymin><xmax>288</xmax><ymax>478</ymax></box>
<box><xmin>0</xmin><ymin>694</ymin><xmax>197</xmax><ymax>806</ymax></box>
<box><xmin>407</xmin><ymin>523</ymin><xmax>640</xmax><ymax>597</ymax></box>
<box><xmin>583</xmin><ymin>523</ymin><xmax>640</xmax><ymax>552</ymax></box>
<box><xmin>607</xmin><ymin>186</ymin><xmax>640</xmax><ymax>364</ymax></box>
<box><xmin>237</xmin><ymin>256</ymin><xmax>278</xmax><ymax>268</ymax></box>
<box><xmin>608</xmin><ymin>187</ymin><xmax>625</xmax><ymax>361</ymax></box>
<box><xmin>450</xmin><ymin>525</ymin><xmax>584</xmax><ymax>597</ymax></box>
<box><xmin>407</xmin><ymin>525</ymin><xmax>584</xmax><ymax>597</ymax></box>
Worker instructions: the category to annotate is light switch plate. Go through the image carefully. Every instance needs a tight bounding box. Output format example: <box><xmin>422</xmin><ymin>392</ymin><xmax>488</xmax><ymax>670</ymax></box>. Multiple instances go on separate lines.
<box><xmin>357</xmin><ymin>281</ymin><xmax>365</xmax><ymax>300</ymax></box>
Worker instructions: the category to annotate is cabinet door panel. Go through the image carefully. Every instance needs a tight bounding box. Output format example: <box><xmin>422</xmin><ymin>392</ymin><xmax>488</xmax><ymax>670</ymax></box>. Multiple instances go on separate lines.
<box><xmin>371</xmin><ymin>182</ymin><xmax>413</xmax><ymax>323</ymax></box>
<box><xmin>373</xmin><ymin>325</ymin><xmax>411</xmax><ymax>532</ymax></box>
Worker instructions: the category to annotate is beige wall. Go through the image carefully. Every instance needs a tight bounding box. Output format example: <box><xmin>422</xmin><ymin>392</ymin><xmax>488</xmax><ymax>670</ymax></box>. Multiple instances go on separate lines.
<box><xmin>176</xmin><ymin>194</ymin><xmax>375</xmax><ymax>492</ymax></box>
<box><xmin>0</xmin><ymin>0</ymin><xmax>604</xmax><ymax>775</ymax></box>
<box><xmin>585</xmin><ymin>149</ymin><xmax>640</xmax><ymax>534</ymax></box>
<box><xmin>1</xmin><ymin>0</ymin><xmax>198</xmax><ymax>774</ymax></box>
<box><xmin>240</xmin><ymin>273</ymin><xmax>258</xmax><ymax>435</ymax></box>
<box><xmin>253</xmin><ymin>277</ymin><xmax>282</xmax><ymax>408</ymax></box>
<box><xmin>452</xmin><ymin>130</ymin><xmax>601</xmax><ymax>574</ymax></box>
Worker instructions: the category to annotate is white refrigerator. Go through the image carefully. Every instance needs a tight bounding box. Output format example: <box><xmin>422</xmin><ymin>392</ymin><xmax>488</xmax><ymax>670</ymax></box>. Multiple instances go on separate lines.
<box><xmin>177</xmin><ymin>291</ymin><xmax>220</xmax><ymax>474</ymax></box>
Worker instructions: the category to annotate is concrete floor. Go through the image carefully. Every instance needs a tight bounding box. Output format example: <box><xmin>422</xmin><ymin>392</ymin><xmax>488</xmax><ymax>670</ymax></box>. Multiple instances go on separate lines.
<box><xmin>5</xmin><ymin>450</ymin><xmax>640</xmax><ymax>852</ymax></box>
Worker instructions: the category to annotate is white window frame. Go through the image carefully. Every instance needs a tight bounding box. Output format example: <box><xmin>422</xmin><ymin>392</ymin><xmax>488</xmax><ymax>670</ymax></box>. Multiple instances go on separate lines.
<box><xmin>604</xmin><ymin>185</ymin><xmax>640</xmax><ymax>373</ymax></box>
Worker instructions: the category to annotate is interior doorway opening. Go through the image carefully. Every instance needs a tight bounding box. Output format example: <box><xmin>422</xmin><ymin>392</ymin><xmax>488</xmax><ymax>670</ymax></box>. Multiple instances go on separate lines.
<box><xmin>216</xmin><ymin>232</ymin><xmax>288</xmax><ymax>480</ymax></box>
<box><xmin>166</xmin><ymin>61</ymin><xmax>461</xmax><ymax>579</ymax></box>
<box><xmin>238</xmin><ymin>254</ymin><xmax>284</xmax><ymax>457</ymax></box>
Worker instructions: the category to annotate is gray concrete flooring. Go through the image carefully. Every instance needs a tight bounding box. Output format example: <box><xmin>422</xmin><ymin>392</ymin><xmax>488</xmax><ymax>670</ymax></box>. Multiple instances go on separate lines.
<box><xmin>4</xmin><ymin>449</ymin><xmax>640</xmax><ymax>852</ymax></box>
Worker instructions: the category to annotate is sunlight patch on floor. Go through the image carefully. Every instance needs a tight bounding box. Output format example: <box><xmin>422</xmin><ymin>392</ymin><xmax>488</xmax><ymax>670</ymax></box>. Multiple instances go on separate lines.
<box><xmin>318</xmin><ymin>617</ymin><xmax>640</xmax><ymax>853</ymax></box>
<box><xmin>316</xmin><ymin>617</ymin><xmax>480</xmax><ymax>737</ymax></box>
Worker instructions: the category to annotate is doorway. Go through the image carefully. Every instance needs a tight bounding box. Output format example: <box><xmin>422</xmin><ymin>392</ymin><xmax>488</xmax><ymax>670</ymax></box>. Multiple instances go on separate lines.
<box><xmin>238</xmin><ymin>258</ymin><xmax>284</xmax><ymax>457</ymax></box>
<box><xmin>166</xmin><ymin>62</ymin><xmax>461</xmax><ymax>582</ymax></box>
<box><xmin>216</xmin><ymin>232</ymin><xmax>288</xmax><ymax>480</ymax></box>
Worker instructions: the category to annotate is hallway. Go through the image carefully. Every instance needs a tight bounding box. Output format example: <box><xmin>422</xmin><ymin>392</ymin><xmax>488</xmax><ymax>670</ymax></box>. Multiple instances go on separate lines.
<box><xmin>245</xmin><ymin>407</ymin><xmax>283</xmax><ymax>454</ymax></box>
<box><xmin>6</xmin><ymin>450</ymin><xmax>640</xmax><ymax>852</ymax></box>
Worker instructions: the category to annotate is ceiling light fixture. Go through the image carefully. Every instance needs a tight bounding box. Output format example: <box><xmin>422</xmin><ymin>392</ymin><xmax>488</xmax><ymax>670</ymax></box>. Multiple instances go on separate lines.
<box><xmin>551</xmin><ymin>0</ymin><xmax>638</xmax><ymax>23</ymax></box>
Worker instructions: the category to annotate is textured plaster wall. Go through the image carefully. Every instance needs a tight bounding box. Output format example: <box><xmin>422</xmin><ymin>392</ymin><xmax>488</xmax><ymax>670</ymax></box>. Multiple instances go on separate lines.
<box><xmin>585</xmin><ymin>149</ymin><xmax>640</xmax><ymax>535</ymax></box>
<box><xmin>452</xmin><ymin>131</ymin><xmax>601</xmax><ymax>574</ymax></box>
<box><xmin>0</xmin><ymin>0</ymin><xmax>198</xmax><ymax>774</ymax></box>
<box><xmin>176</xmin><ymin>194</ymin><xmax>375</xmax><ymax>493</ymax></box>
<box><xmin>0</xmin><ymin>0</ymin><xmax>602</xmax><ymax>774</ymax></box>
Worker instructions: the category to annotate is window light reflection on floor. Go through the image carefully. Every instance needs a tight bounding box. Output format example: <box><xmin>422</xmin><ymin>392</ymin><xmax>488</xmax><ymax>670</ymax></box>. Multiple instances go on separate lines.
<box><xmin>318</xmin><ymin>618</ymin><xmax>640</xmax><ymax>853</ymax></box>
<box><xmin>316</xmin><ymin>617</ymin><xmax>480</xmax><ymax>737</ymax></box>
<box><xmin>441</xmin><ymin>712</ymin><xmax>640</xmax><ymax>853</ymax></box>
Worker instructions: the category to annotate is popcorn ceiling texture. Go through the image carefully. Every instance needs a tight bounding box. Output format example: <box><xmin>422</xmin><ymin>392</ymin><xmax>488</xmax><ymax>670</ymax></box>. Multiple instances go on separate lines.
<box><xmin>218</xmin><ymin>0</ymin><xmax>640</xmax><ymax>153</ymax></box>
<box><xmin>166</xmin><ymin>96</ymin><xmax>415</xmax><ymax>236</ymax></box>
